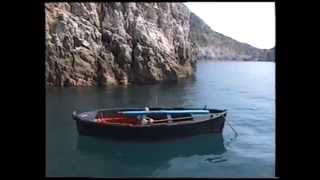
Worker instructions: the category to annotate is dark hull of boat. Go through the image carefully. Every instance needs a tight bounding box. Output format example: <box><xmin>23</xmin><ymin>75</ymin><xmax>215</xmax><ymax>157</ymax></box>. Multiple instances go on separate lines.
<box><xmin>74</xmin><ymin>115</ymin><xmax>226</xmax><ymax>141</ymax></box>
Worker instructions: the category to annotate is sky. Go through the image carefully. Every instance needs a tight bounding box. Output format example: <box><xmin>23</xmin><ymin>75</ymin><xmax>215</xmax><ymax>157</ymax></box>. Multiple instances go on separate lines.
<box><xmin>185</xmin><ymin>2</ymin><xmax>275</xmax><ymax>49</ymax></box>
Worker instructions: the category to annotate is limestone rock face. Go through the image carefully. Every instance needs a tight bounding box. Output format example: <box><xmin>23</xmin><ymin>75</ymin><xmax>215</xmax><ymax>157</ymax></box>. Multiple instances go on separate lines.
<box><xmin>46</xmin><ymin>2</ymin><xmax>198</xmax><ymax>86</ymax></box>
<box><xmin>189</xmin><ymin>12</ymin><xmax>275</xmax><ymax>61</ymax></box>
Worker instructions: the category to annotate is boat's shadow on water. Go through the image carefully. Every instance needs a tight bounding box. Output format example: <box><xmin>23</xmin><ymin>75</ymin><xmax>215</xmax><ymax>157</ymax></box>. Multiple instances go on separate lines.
<box><xmin>76</xmin><ymin>134</ymin><xmax>227</xmax><ymax>169</ymax></box>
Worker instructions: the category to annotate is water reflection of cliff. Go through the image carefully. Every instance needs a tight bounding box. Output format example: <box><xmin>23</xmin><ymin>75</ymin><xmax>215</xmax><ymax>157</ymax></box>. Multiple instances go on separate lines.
<box><xmin>77</xmin><ymin>134</ymin><xmax>226</xmax><ymax>176</ymax></box>
<box><xmin>68</xmin><ymin>78</ymin><xmax>199</xmax><ymax>113</ymax></box>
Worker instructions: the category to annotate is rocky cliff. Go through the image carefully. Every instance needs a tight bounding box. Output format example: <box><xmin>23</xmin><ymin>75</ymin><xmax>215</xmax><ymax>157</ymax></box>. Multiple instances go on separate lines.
<box><xmin>189</xmin><ymin>12</ymin><xmax>275</xmax><ymax>61</ymax></box>
<box><xmin>46</xmin><ymin>2</ymin><xmax>198</xmax><ymax>86</ymax></box>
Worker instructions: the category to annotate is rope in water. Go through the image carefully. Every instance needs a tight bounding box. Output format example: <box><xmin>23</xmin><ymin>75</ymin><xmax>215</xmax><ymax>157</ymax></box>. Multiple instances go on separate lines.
<box><xmin>226</xmin><ymin>118</ymin><xmax>238</xmax><ymax>137</ymax></box>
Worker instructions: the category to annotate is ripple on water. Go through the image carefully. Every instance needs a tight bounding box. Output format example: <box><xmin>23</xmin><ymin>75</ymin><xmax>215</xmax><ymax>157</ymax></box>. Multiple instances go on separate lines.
<box><xmin>46</xmin><ymin>62</ymin><xmax>275</xmax><ymax>177</ymax></box>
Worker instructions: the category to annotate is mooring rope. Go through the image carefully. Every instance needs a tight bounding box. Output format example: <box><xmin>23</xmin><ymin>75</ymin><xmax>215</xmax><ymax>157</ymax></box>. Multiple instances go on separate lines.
<box><xmin>223</xmin><ymin>118</ymin><xmax>239</xmax><ymax>148</ymax></box>
<box><xmin>226</xmin><ymin>118</ymin><xmax>238</xmax><ymax>137</ymax></box>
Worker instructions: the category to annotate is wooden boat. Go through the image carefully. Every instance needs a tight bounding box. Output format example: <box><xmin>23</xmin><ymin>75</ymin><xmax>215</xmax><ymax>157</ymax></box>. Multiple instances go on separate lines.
<box><xmin>72</xmin><ymin>107</ymin><xmax>227</xmax><ymax>140</ymax></box>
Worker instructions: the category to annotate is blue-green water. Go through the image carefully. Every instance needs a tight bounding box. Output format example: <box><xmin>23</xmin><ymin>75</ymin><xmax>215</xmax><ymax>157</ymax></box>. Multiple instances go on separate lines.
<box><xmin>46</xmin><ymin>61</ymin><xmax>275</xmax><ymax>177</ymax></box>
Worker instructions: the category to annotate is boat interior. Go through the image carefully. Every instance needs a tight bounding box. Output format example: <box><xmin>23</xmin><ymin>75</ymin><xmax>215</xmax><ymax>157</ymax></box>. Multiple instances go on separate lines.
<box><xmin>94</xmin><ymin>107</ymin><xmax>225</xmax><ymax>126</ymax></box>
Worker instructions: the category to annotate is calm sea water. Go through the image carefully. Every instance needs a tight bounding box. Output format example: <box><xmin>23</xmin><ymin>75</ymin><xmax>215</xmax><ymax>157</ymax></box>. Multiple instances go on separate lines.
<box><xmin>46</xmin><ymin>61</ymin><xmax>275</xmax><ymax>178</ymax></box>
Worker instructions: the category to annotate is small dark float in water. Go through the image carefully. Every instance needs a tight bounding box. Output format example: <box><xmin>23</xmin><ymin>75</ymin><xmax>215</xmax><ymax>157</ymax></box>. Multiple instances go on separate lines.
<box><xmin>72</xmin><ymin>107</ymin><xmax>227</xmax><ymax>141</ymax></box>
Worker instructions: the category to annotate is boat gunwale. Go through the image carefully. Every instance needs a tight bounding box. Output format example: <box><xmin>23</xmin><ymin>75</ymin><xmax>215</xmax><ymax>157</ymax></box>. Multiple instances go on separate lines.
<box><xmin>76</xmin><ymin>107</ymin><xmax>226</xmax><ymax>113</ymax></box>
